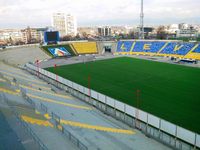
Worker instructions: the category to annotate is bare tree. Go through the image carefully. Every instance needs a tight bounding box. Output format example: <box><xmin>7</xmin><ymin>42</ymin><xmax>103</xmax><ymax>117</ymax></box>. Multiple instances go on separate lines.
<box><xmin>156</xmin><ymin>26</ymin><xmax>167</xmax><ymax>39</ymax></box>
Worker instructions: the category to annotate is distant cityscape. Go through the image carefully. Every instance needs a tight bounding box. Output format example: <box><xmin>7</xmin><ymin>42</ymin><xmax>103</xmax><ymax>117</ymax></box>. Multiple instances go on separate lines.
<box><xmin>1</xmin><ymin>12</ymin><xmax>200</xmax><ymax>46</ymax></box>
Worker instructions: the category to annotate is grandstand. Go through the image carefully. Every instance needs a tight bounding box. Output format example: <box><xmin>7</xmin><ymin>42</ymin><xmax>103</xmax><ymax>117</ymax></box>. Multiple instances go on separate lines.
<box><xmin>116</xmin><ymin>40</ymin><xmax>200</xmax><ymax>60</ymax></box>
<box><xmin>159</xmin><ymin>42</ymin><xmax>194</xmax><ymax>55</ymax></box>
<box><xmin>40</xmin><ymin>41</ymin><xmax>200</xmax><ymax>61</ymax></box>
<box><xmin>41</xmin><ymin>42</ymin><xmax>98</xmax><ymax>57</ymax></box>
<box><xmin>71</xmin><ymin>42</ymin><xmax>98</xmax><ymax>54</ymax></box>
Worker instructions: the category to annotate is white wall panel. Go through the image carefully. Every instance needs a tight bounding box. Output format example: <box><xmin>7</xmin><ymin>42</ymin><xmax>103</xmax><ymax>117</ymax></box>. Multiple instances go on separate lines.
<box><xmin>49</xmin><ymin>72</ymin><xmax>53</xmax><ymax>78</ymax></box>
<box><xmin>78</xmin><ymin>85</ymin><xmax>84</xmax><ymax>93</ymax></box>
<box><xmin>68</xmin><ymin>80</ymin><xmax>72</xmax><ymax>88</ymax></box>
<box><xmin>84</xmin><ymin>87</ymin><xmax>89</xmax><ymax>96</ymax></box>
<box><xmin>77</xmin><ymin>84</ymin><xmax>81</xmax><ymax>91</ymax></box>
<box><xmin>91</xmin><ymin>90</ymin><xmax>98</xmax><ymax>99</ymax></box>
<box><xmin>52</xmin><ymin>73</ymin><xmax>56</xmax><ymax>80</ymax></box>
<box><xmin>106</xmin><ymin>97</ymin><xmax>115</xmax><ymax>107</ymax></box>
<box><xmin>177</xmin><ymin>126</ymin><xmax>195</xmax><ymax>145</ymax></box>
<box><xmin>42</xmin><ymin>68</ymin><xmax>45</xmax><ymax>74</ymax></box>
<box><xmin>43</xmin><ymin>70</ymin><xmax>47</xmax><ymax>76</ymax></box>
<box><xmin>196</xmin><ymin>134</ymin><xmax>200</xmax><ymax>148</ymax></box>
<box><xmin>115</xmin><ymin>100</ymin><xmax>124</xmax><ymax>112</ymax></box>
<box><xmin>29</xmin><ymin>64</ymin><xmax>36</xmax><ymax>71</ymax></box>
<box><xmin>62</xmin><ymin>78</ymin><xmax>67</xmax><ymax>86</ymax></box>
<box><xmin>39</xmin><ymin>68</ymin><xmax>43</xmax><ymax>74</ymax></box>
<box><xmin>61</xmin><ymin>77</ymin><xmax>65</xmax><ymax>84</ymax></box>
<box><xmin>160</xmin><ymin>120</ymin><xmax>176</xmax><ymax>136</ymax></box>
<box><xmin>58</xmin><ymin>77</ymin><xmax>62</xmax><ymax>83</ymax></box>
<box><xmin>49</xmin><ymin>72</ymin><xmax>52</xmax><ymax>79</ymax></box>
<box><xmin>125</xmin><ymin>105</ymin><xmax>135</xmax><ymax>117</ymax></box>
<box><xmin>76</xmin><ymin>84</ymin><xmax>80</xmax><ymax>92</ymax></box>
<box><xmin>73</xmin><ymin>83</ymin><xmax>78</xmax><ymax>90</ymax></box>
<box><xmin>50</xmin><ymin>73</ymin><xmax>54</xmax><ymax>80</ymax></box>
<box><xmin>45</xmin><ymin>70</ymin><xmax>49</xmax><ymax>76</ymax></box>
<box><xmin>65</xmin><ymin>79</ymin><xmax>70</xmax><ymax>87</ymax></box>
<box><xmin>148</xmin><ymin>114</ymin><xmax>160</xmax><ymax>128</ymax></box>
<box><xmin>138</xmin><ymin>110</ymin><xmax>147</xmax><ymax>122</ymax></box>
<box><xmin>46</xmin><ymin>72</ymin><xmax>50</xmax><ymax>78</ymax></box>
<box><xmin>98</xmin><ymin>93</ymin><xmax>106</xmax><ymax>103</ymax></box>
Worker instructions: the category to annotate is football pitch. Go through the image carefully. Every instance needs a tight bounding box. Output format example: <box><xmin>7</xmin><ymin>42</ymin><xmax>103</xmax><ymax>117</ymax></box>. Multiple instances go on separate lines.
<box><xmin>46</xmin><ymin>57</ymin><xmax>200</xmax><ymax>134</ymax></box>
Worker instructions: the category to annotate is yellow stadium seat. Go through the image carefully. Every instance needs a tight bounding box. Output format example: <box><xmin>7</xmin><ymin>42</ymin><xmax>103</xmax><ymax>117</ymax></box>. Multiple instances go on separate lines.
<box><xmin>72</xmin><ymin>42</ymin><xmax>98</xmax><ymax>54</ymax></box>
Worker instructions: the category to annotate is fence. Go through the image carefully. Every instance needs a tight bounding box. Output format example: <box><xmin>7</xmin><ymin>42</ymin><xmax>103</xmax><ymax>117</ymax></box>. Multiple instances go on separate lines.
<box><xmin>25</xmin><ymin>63</ymin><xmax>200</xmax><ymax>150</ymax></box>
<box><xmin>51</xmin><ymin>112</ymin><xmax>88</xmax><ymax>150</ymax></box>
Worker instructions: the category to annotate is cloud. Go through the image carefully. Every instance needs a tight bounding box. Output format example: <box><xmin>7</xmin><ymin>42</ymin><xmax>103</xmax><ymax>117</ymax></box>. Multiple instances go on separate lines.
<box><xmin>0</xmin><ymin>0</ymin><xmax>199</xmax><ymax>28</ymax></box>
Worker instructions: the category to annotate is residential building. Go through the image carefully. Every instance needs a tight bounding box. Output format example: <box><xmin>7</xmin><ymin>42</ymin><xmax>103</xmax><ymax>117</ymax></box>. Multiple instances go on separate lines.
<box><xmin>52</xmin><ymin>13</ymin><xmax>77</xmax><ymax>37</ymax></box>
<box><xmin>98</xmin><ymin>26</ymin><xmax>111</xmax><ymax>36</ymax></box>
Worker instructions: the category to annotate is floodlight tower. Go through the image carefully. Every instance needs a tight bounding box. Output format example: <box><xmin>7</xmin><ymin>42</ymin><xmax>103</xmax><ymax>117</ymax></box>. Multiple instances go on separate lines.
<box><xmin>140</xmin><ymin>0</ymin><xmax>144</xmax><ymax>39</ymax></box>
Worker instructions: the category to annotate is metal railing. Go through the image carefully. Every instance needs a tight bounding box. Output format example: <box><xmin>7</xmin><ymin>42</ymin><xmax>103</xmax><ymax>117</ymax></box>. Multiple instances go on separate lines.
<box><xmin>51</xmin><ymin>112</ymin><xmax>88</xmax><ymax>150</ymax></box>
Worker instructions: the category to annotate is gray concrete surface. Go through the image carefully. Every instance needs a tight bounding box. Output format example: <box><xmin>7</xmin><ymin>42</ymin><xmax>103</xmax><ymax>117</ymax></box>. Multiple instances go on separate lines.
<box><xmin>40</xmin><ymin>54</ymin><xmax>200</xmax><ymax>69</ymax></box>
<box><xmin>0</xmin><ymin>45</ymin><xmax>50</xmax><ymax>65</ymax></box>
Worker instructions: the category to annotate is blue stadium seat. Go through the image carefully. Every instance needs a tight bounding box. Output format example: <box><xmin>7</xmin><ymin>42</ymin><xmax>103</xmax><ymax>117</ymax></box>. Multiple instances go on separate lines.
<box><xmin>117</xmin><ymin>41</ymin><xmax>133</xmax><ymax>52</ymax></box>
<box><xmin>133</xmin><ymin>41</ymin><xmax>166</xmax><ymax>53</ymax></box>
<box><xmin>160</xmin><ymin>42</ymin><xmax>195</xmax><ymax>55</ymax></box>
<box><xmin>193</xmin><ymin>44</ymin><xmax>200</xmax><ymax>53</ymax></box>
<box><xmin>116</xmin><ymin>41</ymin><xmax>196</xmax><ymax>56</ymax></box>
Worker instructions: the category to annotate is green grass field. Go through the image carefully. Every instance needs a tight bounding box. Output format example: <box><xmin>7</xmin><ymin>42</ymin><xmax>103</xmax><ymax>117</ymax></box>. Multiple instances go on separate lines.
<box><xmin>46</xmin><ymin>57</ymin><xmax>200</xmax><ymax>134</ymax></box>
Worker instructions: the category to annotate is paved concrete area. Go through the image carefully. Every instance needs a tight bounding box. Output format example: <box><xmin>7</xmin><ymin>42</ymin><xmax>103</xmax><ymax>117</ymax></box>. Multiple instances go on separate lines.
<box><xmin>37</xmin><ymin>53</ymin><xmax>200</xmax><ymax>69</ymax></box>
<box><xmin>0</xmin><ymin>45</ymin><xmax>50</xmax><ymax>65</ymax></box>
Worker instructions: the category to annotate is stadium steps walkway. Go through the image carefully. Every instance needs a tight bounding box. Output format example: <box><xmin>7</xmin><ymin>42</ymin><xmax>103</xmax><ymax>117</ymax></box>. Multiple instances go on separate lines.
<box><xmin>21</xmin><ymin>114</ymin><xmax>134</xmax><ymax>135</ymax></box>
<box><xmin>27</xmin><ymin>93</ymin><xmax>92</xmax><ymax>110</ymax></box>
<box><xmin>0</xmin><ymin>85</ymin><xmax>91</xmax><ymax>111</ymax></box>
<box><xmin>0</xmin><ymin>71</ymin><xmax>47</xmax><ymax>85</ymax></box>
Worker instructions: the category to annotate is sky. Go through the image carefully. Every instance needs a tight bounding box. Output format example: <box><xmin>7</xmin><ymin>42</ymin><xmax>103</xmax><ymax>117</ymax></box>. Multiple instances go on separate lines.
<box><xmin>0</xmin><ymin>0</ymin><xmax>200</xmax><ymax>28</ymax></box>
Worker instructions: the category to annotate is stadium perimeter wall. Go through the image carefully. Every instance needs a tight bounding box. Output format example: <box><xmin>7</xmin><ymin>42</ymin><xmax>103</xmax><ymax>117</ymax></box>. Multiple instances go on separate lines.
<box><xmin>25</xmin><ymin>63</ymin><xmax>200</xmax><ymax>150</ymax></box>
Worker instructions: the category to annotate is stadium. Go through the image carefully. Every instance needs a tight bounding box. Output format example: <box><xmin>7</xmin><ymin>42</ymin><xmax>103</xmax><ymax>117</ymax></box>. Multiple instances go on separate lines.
<box><xmin>1</xmin><ymin>37</ymin><xmax>200</xmax><ymax>150</ymax></box>
<box><xmin>0</xmin><ymin>1</ymin><xmax>200</xmax><ymax>149</ymax></box>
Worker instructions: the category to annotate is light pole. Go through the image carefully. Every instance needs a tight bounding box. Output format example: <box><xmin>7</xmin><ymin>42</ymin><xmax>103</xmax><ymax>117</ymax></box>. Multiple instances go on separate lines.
<box><xmin>140</xmin><ymin>0</ymin><xmax>144</xmax><ymax>39</ymax></box>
